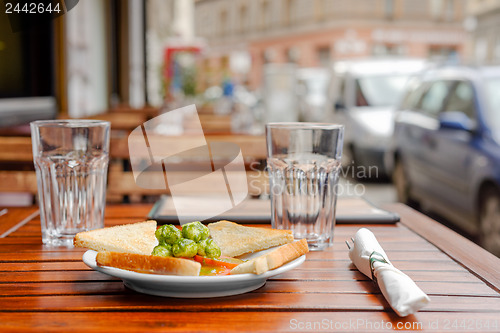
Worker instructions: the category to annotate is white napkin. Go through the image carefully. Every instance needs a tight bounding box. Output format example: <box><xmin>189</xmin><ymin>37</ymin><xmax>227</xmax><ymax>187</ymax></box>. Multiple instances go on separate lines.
<box><xmin>348</xmin><ymin>228</ymin><xmax>430</xmax><ymax>317</ymax></box>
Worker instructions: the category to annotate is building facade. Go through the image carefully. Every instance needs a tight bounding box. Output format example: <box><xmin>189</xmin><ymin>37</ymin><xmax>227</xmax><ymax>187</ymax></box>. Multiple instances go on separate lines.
<box><xmin>194</xmin><ymin>0</ymin><xmax>467</xmax><ymax>90</ymax></box>
<box><xmin>466</xmin><ymin>0</ymin><xmax>500</xmax><ymax>63</ymax></box>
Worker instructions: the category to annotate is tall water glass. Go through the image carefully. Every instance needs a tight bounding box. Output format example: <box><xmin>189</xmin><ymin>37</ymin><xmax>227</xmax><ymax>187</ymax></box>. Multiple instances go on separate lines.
<box><xmin>30</xmin><ymin>120</ymin><xmax>110</xmax><ymax>246</ymax></box>
<box><xmin>266</xmin><ymin>123</ymin><xmax>344</xmax><ymax>251</ymax></box>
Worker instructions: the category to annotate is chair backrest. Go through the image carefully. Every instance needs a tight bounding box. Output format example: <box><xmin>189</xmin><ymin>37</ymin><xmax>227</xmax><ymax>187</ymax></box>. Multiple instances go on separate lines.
<box><xmin>0</xmin><ymin>136</ymin><xmax>36</xmax><ymax>194</ymax></box>
<box><xmin>0</xmin><ymin>133</ymin><xmax>268</xmax><ymax>201</ymax></box>
<box><xmin>59</xmin><ymin>112</ymin><xmax>149</xmax><ymax>133</ymax></box>
<box><xmin>106</xmin><ymin>134</ymin><xmax>267</xmax><ymax>202</ymax></box>
<box><xmin>0</xmin><ymin>136</ymin><xmax>33</xmax><ymax>162</ymax></box>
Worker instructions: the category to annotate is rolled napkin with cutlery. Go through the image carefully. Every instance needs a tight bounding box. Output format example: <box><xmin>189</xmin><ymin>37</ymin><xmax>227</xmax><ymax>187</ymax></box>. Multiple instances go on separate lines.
<box><xmin>347</xmin><ymin>228</ymin><xmax>430</xmax><ymax>317</ymax></box>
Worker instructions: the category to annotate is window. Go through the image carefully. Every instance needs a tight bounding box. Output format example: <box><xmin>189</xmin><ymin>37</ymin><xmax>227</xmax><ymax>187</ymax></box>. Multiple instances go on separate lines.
<box><xmin>372</xmin><ymin>44</ymin><xmax>405</xmax><ymax>56</ymax></box>
<box><xmin>429</xmin><ymin>46</ymin><xmax>457</xmax><ymax>59</ymax></box>
<box><xmin>494</xmin><ymin>36</ymin><xmax>500</xmax><ymax>61</ymax></box>
<box><xmin>400</xmin><ymin>78</ymin><xmax>428</xmax><ymax>110</ymax></box>
<box><xmin>314</xmin><ymin>0</ymin><xmax>325</xmax><ymax>21</ymax></box>
<box><xmin>219</xmin><ymin>10</ymin><xmax>227</xmax><ymax>36</ymax></box>
<box><xmin>475</xmin><ymin>38</ymin><xmax>488</xmax><ymax>63</ymax></box>
<box><xmin>354</xmin><ymin>75</ymin><xmax>411</xmax><ymax>107</ymax></box>
<box><xmin>261</xmin><ymin>0</ymin><xmax>269</xmax><ymax>30</ymax></box>
<box><xmin>286</xmin><ymin>48</ymin><xmax>299</xmax><ymax>63</ymax></box>
<box><xmin>317</xmin><ymin>46</ymin><xmax>331</xmax><ymax>66</ymax></box>
<box><xmin>239</xmin><ymin>5</ymin><xmax>248</xmax><ymax>33</ymax></box>
<box><xmin>385</xmin><ymin>0</ymin><xmax>394</xmax><ymax>19</ymax></box>
<box><xmin>283</xmin><ymin>0</ymin><xmax>295</xmax><ymax>26</ymax></box>
<box><xmin>0</xmin><ymin>8</ymin><xmax>53</xmax><ymax>98</ymax></box>
<box><xmin>484</xmin><ymin>78</ymin><xmax>500</xmax><ymax>131</ymax></box>
<box><xmin>443</xmin><ymin>81</ymin><xmax>476</xmax><ymax>119</ymax></box>
<box><xmin>418</xmin><ymin>81</ymin><xmax>452</xmax><ymax>117</ymax></box>
<box><xmin>262</xmin><ymin>50</ymin><xmax>271</xmax><ymax>64</ymax></box>
<box><xmin>430</xmin><ymin>0</ymin><xmax>443</xmax><ymax>20</ymax></box>
<box><xmin>335</xmin><ymin>76</ymin><xmax>346</xmax><ymax>109</ymax></box>
<box><xmin>445</xmin><ymin>0</ymin><xmax>454</xmax><ymax>21</ymax></box>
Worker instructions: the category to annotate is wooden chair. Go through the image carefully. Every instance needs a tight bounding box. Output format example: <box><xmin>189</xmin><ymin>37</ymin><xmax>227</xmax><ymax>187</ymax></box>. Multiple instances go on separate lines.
<box><xmin>106</xmin><ymin>133</ymin><xmax>268</xmax><ymax>202</ymax></box>
<box><xmin>109</xmin><ymin>133</ymin><xmax>266</xmax><ymax>160</ymax></box>
<box><xmin>0</xmin><ymin>133</ymin><xmax>268</xmax><ymax>203</ymax></box>
<box><xmin>0</xmin><ymin>136</ymin><xmax>37</xmax><ymax>194</ymax></box>
<box><xmin>58</xmin><ymin>112</ymin><xmax>149</xmax><ymax>133</ymax></box>
<box><xmin>108</xmin><ymin>105</ymin><xmax>160</xmax><ymax>120</ymax></box>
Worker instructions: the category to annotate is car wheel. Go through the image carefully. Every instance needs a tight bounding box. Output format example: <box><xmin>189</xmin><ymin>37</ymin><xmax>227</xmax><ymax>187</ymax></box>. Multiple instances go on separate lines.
<box><xmin>393</xmin><ymin>158</ymin><xmax>411</xmax><ymax>204</ymax></box>
<box><xmin>479</xmin><ymin>187</ymin><xmax>500</xmax><ymax>257</ymax></box>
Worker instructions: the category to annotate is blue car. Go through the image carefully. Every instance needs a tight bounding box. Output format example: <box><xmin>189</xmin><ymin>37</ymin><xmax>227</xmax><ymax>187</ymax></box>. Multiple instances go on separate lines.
<box><xmin>386</xmin><ymin>66</ymin><xmax>500</xmax><ymax>256</ymax></box>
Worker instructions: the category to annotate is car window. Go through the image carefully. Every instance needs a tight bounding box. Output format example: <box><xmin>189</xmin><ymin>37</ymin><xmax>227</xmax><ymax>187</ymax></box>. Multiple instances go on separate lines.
<box><xmin>484</xmin><ymin>78</ymin><xmax>500</xmax><ymax>131</ymax></box>
<box><xmin>400</xmin><ymin>78</ymin><xmax>427</xmax><ymax>110</ymax></box>
<box><xmin>336</xmin><ymin>76</ymin><xmax>346</xmax><ymax>107</ymax></box>
<box><xmin>417</xmin><ymin>80</ymin><xmax>452</xmax><ymax>117</ymax></box>
<box><xmin>442</xmin><ymin>81</ymin><xmax>476</xmax><ymax>119</ymax></box>
<box><xmin>354</xmin><ymin>75</ymin><xmax>410</xmax><ymax>107</ymax></box>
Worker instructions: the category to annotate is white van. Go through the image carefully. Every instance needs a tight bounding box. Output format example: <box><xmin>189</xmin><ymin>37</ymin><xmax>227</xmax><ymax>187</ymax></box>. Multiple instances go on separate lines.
<box><xmin>326</xmin><ymin>58</ymin><xmax>429</xmax><ymax>178</ymax></box>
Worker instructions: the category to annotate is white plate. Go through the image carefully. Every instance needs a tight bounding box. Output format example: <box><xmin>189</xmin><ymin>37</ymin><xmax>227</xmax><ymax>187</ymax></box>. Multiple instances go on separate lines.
<box><xmin>82</xmin><ymin>249</ymin><xmax>306</xmax><ymax>298</ymax></box>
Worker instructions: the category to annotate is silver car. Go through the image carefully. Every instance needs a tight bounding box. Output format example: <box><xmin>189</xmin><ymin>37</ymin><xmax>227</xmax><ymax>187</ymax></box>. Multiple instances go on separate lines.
<box><xmin>326</xmin><ymin>58</ymin><xmax>429</xmax><ymax>178</ymax></box>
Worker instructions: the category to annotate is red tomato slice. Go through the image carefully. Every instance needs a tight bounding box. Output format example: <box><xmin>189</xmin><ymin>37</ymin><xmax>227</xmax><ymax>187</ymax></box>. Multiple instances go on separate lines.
<box><xmin>199</xmin><ymin>265</ymin><xmax>231</xmax><ymax>276</ymax></box>
<box><xmin>193</xmin><ymin>255</ymin><xmax>242</xmax><ymax>269</ymax></box>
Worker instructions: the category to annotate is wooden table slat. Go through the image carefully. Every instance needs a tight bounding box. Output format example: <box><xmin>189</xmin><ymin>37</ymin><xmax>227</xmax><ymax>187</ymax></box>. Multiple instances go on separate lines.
<box><xmin>0</xmin><ymin>239</ymin><xmax>442</xmax><ymax>252</ymax></box>
<box><xmin>0</xmin><ymin>312</ymin><xmax>498</xmax><ymax>333</ymax></box>
<box><xmin>0</xmin><ymin>280</ymin><xmax>496</xmax><ymax>298</ymax></box>
<box><xmin>388</xmin><ymin>204</ymin><xmax>500</xmax><ymax>292</ymax></box>
<box><xmin>0</xmin><ymin>245</ymin><xmax>451</xmax><ymax>262</ymax></box>
<box><xmin>0</xmin><ymin>293</ymin><xmax>499</xmax><ymax>313</ymax></box>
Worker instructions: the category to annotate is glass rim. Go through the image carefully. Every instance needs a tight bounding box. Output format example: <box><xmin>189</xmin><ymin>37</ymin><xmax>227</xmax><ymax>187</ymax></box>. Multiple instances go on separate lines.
<box><xmin>265</xmin><ymin>122</ymin><xmax>344</xmax><ymax>130</ymax></box>
<box><xmin>30</xmin><ymin>120</ymin><xmax>110</xmax><ymax>128</ymax></box>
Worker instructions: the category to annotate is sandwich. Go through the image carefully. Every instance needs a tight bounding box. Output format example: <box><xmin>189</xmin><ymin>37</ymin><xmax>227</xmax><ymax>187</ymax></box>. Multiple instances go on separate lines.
<box><xmin>230</xmin><ymin>238</ymin><xmax>308</xmax><ymax>275</ymax></box>
<box><xmin>73</xmin><ymin>220</ymin><xmax>158</xmax><ymax>255</ymax></box>
<box><xmin>75</xmin><ymin>220</ymin><xmax>308</xmax><ymax>276</ymax></box>
<box><xmin>96</xmin><ymin>251</ymin><xmax>201</xmax><ymax>276</ymax></box>
<box><xmin>208</xmin><ymin>220</ymin><xmax>294</xmax><ymax>257</ymax></box>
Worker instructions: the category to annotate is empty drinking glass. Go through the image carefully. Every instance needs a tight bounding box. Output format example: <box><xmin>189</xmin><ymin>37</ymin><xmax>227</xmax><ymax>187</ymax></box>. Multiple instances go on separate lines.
<box><xmin>30</xmin><ymin>120</ymin><xmax>110</xmax><ymax>246</ymax></box>
<box><xmin>266</xmin><ymin>123</ymin><xmax>344</xmax><ymax>251</ymax></box>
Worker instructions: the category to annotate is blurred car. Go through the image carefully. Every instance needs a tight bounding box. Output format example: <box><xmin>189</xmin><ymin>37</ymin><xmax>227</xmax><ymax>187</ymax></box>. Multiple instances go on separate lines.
<box><xmin>386</xmin><ymin>65</ymin><xmax>500</xmax><ymax>256</ymax></box>
<box><xmin>296</xmin><ymin>67</ymin><xmax>331</xmax><ymax>122</ymax></box>
<box><xmin>326</xmin><ymin>58</ymin><xmax>429</xmax><ymax>178</ymax></box>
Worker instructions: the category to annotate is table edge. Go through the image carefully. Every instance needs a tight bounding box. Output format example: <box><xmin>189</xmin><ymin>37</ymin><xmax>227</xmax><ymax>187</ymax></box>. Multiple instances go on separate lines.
<box><xmin>384</xmin><ymin>203</ymin><xmax>500</xmax><ymax>293</ymax></box>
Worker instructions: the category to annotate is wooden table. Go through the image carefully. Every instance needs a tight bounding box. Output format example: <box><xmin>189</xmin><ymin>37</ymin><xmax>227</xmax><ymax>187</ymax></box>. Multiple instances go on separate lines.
<box><xmin>0</xmin><ymin>203</ymin><xmax>499</xmax><ymax>332</ymax></box>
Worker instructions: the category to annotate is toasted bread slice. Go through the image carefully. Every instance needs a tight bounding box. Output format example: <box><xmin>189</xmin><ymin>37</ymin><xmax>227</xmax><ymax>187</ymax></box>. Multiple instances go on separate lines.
<box><xmin>96</xmin><ymin>251</ymin><xmax>201</xmax><ymax>276</ymax></box>
<box><xmin>74</xmin><ymin>221</ymin><xmax>158</xmax><ymax>255</ymax></box>
<box><xmin>208</xmin><ymin>221</ymin><xmax>294</xmax><ymax>257</ymax></box>
<box><xmin>230</xmin><ymin>239</ymin><xmax>309</xmax><ymax>275</ymax></box>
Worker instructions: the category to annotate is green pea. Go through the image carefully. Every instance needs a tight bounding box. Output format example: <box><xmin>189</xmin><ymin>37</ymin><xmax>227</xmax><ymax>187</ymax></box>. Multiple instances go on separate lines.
<box><xmin>182</xmin><ymin>221</ymin><xmax>209</xmax><ymax>242</ymax></box>
<box><xmin>204</xmin><ymin>239</ymin><xmax>221</xmax><ymax>259</ymax></box>
<box><xmin>155</xmin><ymin>224</ymin><xmax>182</xmax><ymax>245</ymax></box>
<box><xmin>197</xmin><ymin>239</ymin><xmax>210</xmax><ymax>256</ymax></box>
<box><xmin>151</xmin><ymin>244</ymin><xmax>173</xmax><ymax>257</ymax></box>
<box><xmin>172</xmin><ymin>238</ymin><xmax>198</xmax><ymax>258</ymax></box>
